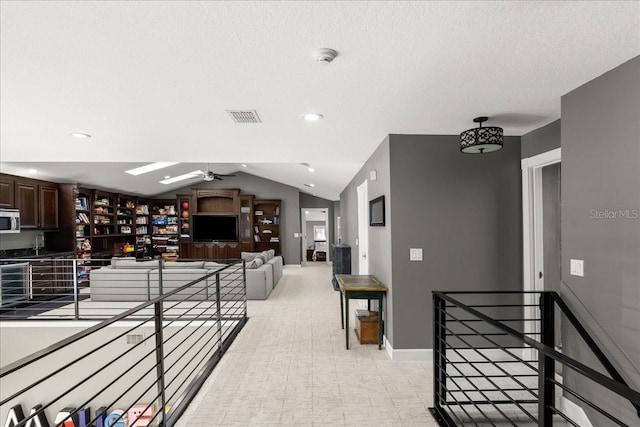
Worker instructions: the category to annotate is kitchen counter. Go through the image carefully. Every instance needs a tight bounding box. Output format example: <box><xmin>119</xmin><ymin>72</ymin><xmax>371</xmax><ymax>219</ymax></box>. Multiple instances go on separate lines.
<box><xmin>0</xmin><ymin>249</ymin><xmax>75</xmax><ymax>259</ymax></box>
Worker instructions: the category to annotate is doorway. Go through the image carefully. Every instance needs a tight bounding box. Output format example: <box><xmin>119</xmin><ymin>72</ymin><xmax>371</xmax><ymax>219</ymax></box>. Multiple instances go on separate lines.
<box><xmin>522</xmin><ymin>148</ymin><xmax>562</xmax><ymax>354</ymax></box>
<box><xmin>357</xmin><ymin>180</ymin><xmax>369</xmax><ymax>275</ymax></box>
<box><xmin>300</xmin><ymin>208</ymin><xmax>329</xmax><ymax>265</ymax></box>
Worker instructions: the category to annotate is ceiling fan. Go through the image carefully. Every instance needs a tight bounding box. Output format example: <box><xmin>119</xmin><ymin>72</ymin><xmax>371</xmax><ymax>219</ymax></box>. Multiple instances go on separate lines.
<box><xmin>202</xmin><ymin>164</ymin><xmax>236</xmax><ymax>181</ymax></box>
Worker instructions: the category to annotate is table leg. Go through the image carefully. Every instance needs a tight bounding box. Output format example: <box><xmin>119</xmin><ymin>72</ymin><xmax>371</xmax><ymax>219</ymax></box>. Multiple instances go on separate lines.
<box><xmin>340</xmin><ymin>291</ymin><xmax>344</xmax><ymax>329</ymax></box>
<box><xmin>345</xmin><ymin>295</ymin><xmax>350</xmax><ymax>350</ymax></box>
<box><xmin>378</xmin><ymin>295</ymin><xmax>383</xmax><ymax>350</ymax></box>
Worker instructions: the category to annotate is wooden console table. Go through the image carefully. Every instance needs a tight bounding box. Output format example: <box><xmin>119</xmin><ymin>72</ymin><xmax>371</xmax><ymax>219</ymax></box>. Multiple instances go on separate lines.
<box><xmin>336</xmin><ymin>274</ymin><xmax>387</xmax><ymax>350</ymax></box>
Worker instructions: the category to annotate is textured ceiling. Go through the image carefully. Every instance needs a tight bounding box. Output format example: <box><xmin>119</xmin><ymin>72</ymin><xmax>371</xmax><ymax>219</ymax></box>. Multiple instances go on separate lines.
<box><xmin>1</xmin><ymin>1</ymin><xmax>639</xmax><ymax>199</ymax></box>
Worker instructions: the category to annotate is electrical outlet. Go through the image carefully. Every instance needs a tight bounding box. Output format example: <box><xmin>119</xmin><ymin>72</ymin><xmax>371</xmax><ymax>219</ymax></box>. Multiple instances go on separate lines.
<box><xmin>409</xmin><ymin>248</ymin><xmax>423</xmax><ymax>261</ymax></box>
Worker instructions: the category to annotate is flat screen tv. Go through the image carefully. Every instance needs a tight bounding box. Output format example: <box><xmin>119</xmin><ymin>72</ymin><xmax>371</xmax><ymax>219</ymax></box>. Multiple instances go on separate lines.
<box><xmin>369</xmin><ymin>195</ymin><xmax>385</xmax><ymax>227</ymax></box>
<box><xmin>192</xmin><ymin>215</ymin><xmax>238</xmax><ymax>242</ymax></box>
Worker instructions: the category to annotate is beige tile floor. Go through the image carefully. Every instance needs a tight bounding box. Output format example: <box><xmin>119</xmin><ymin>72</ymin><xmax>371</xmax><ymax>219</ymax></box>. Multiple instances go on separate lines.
<box><xmin>175</xmin><ymin>262</ymin><xmax>438</xmax><ymax>426</ymax></box>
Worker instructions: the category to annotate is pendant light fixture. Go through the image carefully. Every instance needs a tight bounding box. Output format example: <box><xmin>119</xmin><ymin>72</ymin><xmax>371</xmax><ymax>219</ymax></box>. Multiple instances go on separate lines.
<box><xmin>460</xmin><ymin>116</ymin><xmax>503</xmax><ymax>154</ymax></box>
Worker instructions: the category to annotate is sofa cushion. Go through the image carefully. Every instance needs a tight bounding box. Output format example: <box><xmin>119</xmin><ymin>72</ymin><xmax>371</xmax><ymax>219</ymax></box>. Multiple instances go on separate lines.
<box><xmin>246</xmin><ymin>258</ymin><xmax>263</xmax><ymax>269</ymax></box>
<box><xmin>260</xmin><ymin>251</ymin><xmax>272</xmax><ymax>261</ymax></box>
<box><xmin>267</xmin><ymin>249</ymin><xmax>275</xmax><ymax>259</ymax></box>
<box><xmin>112</xmin><ymin>259</ymin><xmax>160</xmax><ymax>269</ymax></box>
<box><xmin>241</xmin><ymin>252</ymin><xmax>258</xmax><ymax>261</ymax></box>
<box><xmin>164</xmin><ymin>261</ymin><xmax>205</xmax><ymax>269</ymax></box>
<box><xmin>204</xmin><ymin>261</ymin><xmax>228</xmax><ymax>270</ymax></box>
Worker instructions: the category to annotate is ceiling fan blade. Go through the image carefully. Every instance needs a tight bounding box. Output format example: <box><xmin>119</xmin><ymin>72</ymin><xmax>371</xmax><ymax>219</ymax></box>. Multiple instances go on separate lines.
<box><xmin>215</xmin><ymin>174</ymin><xmax>236</xmax><ymax>177</ymax></box>
<box><xmin>214</xmin><ymin>175</ymin><xmax>223</xmax><ymax>180</ymax></box>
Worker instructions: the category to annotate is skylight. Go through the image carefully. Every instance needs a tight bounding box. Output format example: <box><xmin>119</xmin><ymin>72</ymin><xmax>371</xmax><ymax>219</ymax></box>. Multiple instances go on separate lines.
<box><xmin>159</xmin><ymin>170</ymin><xmax>203</xmax><ymax>185</ymax></box>
<box><xmin>125</xmin><ymin>162</ymin><xmax>179</xmax><ymax>176</ymax></box>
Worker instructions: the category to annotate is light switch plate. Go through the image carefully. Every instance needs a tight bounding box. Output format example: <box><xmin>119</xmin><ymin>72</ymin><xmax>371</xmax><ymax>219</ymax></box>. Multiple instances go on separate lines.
<box><xmin>570</xmin><ymin>259</ymin><xmax>584</xmax><ymax>277</ymax></box>
<box><xmin>410</xmin><ymin>248</ymin><xmax>423</xmax><ymax>261</ymax></box>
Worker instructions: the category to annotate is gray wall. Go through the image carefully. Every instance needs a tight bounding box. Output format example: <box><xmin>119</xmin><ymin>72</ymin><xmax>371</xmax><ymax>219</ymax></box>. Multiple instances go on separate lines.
<box><xmin>521</xmin><ymin>119</ymin><xmax>561</xmax><ymax>159</ymax></box>
<box><xmin>299</xmin><ymin>193</ymin><xmax>335</xmax><ymax>259</ymax></box>
<box><xmin>561</xmin><ymin>55</ymin><xmax>640</xmax><ymax>424</ymax></box>
<box><xmin>542</xmin><ymin>163</ymin><xmax>561</xmax><ymax>293</ymax></box>
<box><xmin>388</xmin><ymin>134</ymin><xmax>523</xmax><ymax>349</ymax></box>
<box><xmin>159</xmin><ymin>172</ymin><xmax>301</xmax><ymax>264</ymax></box>
<box><xmin>340</xmin><ymin>137</ymin><xmax>393</xmax><ymax>342</ymax></box>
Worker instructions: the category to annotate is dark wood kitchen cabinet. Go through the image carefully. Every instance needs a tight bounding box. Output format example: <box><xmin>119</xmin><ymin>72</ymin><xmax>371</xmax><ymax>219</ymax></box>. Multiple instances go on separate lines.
<box><xmin>0</xmin><ymin>175</ymin><xmax>15</xmax><ymax>208</ymax></box>
<box><xmin>39</xmin><ymin>184</ymin><xmax>59</xmax><ymax>230</ymax></box>
<box><xmin>15</xmin><ymin>180</ymin><xmax>38</xmax><ymax>229</ymax></box>
<box><xmin>30</xmin><ymin>258</ymin><xmax>55</xmax><ymax>296</ymax></box>
<box><xmin>9</xmin><ymin>175</ymin><xmax>59</xmax><ymax>230</ymax></box>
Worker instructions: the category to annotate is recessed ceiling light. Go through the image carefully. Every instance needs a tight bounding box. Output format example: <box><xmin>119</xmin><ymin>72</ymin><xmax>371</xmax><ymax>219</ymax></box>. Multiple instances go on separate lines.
<box><xmin>70</xmin><ymin>133</ymin><xmax>91</xmax><ymax>139</ymax></box>
<box><xmin>28</xmin><ymin>169</ymin><xmax>38</xmax><ymax>174</ymax></box>
<box><xmin>305</xmin><ymin>211</ymin><xmax>310</xmax><ymax>215</ymax></box>
<box><xmin>304</xmin><ymin>183</ymin><xmax>315</xmax><ymax>188</ymax></box>
<box><xmin>160</xmin><ymin>170</ymin><xmax>203</xmax><ymax>185</ymax></box>
<box><xmin>125</xmin><ymin>162</ymin><xmax>179</xmax><ymax>176</ymax></box>
<box><xmin>302</xmin><ymin>113</ymin><xmax>323</xmax><ymax>122</ymax></box>
<box><xmin>241</xmin><ymin>164</ymin><xmax>247</xmax><ymax>168</ymax></box>
<box><xmin>308</xmin><ymin>167</ymin><xmax>315</xmax><ymax>173</ymax></box>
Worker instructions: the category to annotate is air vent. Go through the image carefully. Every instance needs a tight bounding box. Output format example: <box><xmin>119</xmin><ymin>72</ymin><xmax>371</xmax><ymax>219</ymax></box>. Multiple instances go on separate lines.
<box><xmin>126</xmin><ymin>333</ymin><xmax>145</xmax><ymax>345</ymax></box>
<box><xmin>226</xmin><ymin>110</ymin><xmax>261</xmax><ymax>123</ymax></box>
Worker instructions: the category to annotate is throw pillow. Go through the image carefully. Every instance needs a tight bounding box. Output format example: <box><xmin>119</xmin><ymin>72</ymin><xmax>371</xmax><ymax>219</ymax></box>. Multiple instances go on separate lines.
<box><xmin>241</xmin><ymin>252</ymin><xmax>258</xmax><ymax>261</ymax></box>
<box><xmin>255</xmin><ymin>254</ymin><xmax>267</xmax><ymax>264</ymax></box>
<box><xmin>267</xmin><ymin>249</ymin><xmax>275</xmax><ymax>259</ymax></box>
<box><xmin>246</xmin><ymin>258</ymin><xmax>264</xmax><ymax>269</ymax></box>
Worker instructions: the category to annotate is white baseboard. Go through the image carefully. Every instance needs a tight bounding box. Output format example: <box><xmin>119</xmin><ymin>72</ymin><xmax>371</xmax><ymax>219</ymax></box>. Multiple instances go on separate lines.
<box><xmin>283</xmin><ymin>264</ymin><xmax>301</xmax><ymax>269</ymax></box>
<box><xmin>560</xmin><ymin>396</ymin><xmax>593</xmax><ymax>427</ymax></box>
<box><xmin>383</xmin><ymin>340</ymin><xmax>525</xmax><ymax>363</ymax></box>
<box><xmin>384</xmin><ymin>336</ymin><xmax>434</xmax><ymax>361</ymax></box>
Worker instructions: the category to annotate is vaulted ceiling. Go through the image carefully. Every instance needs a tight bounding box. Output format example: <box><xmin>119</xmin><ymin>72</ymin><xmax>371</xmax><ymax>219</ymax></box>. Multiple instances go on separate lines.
<box><xmin>1</xmin><ymin>1</ymin><xmax>638</xmax><ymax>199</ymax></box>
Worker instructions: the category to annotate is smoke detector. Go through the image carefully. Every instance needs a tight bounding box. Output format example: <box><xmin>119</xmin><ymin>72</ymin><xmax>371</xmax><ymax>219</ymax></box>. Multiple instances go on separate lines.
<box><xmin>315</xmin><ymin>48</ymin><xmax>338</xmax><ymax>65</ymax></box>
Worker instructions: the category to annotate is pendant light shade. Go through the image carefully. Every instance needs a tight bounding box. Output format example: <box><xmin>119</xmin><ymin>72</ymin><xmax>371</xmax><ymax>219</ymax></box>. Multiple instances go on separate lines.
<box><xmin>460</xmin><ymin>116</ymin><xmax>503</xmax><ymax>154</ymax></box>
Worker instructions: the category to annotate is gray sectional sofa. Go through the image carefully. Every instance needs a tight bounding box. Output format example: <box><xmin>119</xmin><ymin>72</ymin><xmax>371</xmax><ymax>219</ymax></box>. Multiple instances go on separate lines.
<box><xmin>89</xmin><ymin>250</ymin><xmax>283</xmax><ymax>302</ymax></box>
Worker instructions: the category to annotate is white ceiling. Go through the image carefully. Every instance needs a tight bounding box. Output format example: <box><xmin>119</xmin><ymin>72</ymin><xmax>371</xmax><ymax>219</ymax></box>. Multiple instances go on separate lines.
<box><xmin>1</xmin><ymin>1</ymin><xmax>639</xmax><ymax>200</ymax></box>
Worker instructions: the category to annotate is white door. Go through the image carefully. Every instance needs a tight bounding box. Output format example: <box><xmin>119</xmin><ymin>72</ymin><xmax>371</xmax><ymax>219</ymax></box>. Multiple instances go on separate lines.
<box><xmin>357</xmin><ymin>180</ymin><xmax>369</xmax><ymax>274</ymax></box>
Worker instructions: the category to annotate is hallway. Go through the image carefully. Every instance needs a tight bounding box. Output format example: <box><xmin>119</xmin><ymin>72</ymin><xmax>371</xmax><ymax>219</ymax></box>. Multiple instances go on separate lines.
<box><xmin>176</xmin><ymin>263</ymin><xmax>437</xmax><ymax>426</ymax></box>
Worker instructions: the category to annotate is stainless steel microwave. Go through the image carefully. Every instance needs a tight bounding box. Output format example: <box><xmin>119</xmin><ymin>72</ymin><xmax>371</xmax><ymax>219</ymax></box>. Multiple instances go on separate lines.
<box><xmin>0</xmin><ymin>209</ymin><xmax>20</xmax><ymax>233</ymax></box>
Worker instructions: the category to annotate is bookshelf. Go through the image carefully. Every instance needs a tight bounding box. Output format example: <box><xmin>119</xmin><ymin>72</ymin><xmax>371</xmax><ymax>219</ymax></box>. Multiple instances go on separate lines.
<box><xmin>93</xmin><ymin>191</ymin><xmax>116</xmax><ymax>237</ymax></box>
<box><xmin>253</xmin><ymin>199</ymin><xmax>281</xmax><ymax>254</ymax></box>
<box><xmin>177</xmin><ymin>194</ymin><xmax>191</xmax><ymax>241</ymax></box>
<box><xmin>74</xmin><ymin>188</ymin><xmax>92</xmax><ymax>285</ymax></box>
<box><xmin>150</xmin><ymin>201</ymin><xmax>179</xmax><ymax>255</ymax></box>
<box><xmin>116</xmin><ymin>195</ymin><xmax>137</xmax><ymax>255</ymax></box>
<box><xmin>135</xmin><ymin>202</ymin><xmax>151</xmax><ymax>258</ymax></box>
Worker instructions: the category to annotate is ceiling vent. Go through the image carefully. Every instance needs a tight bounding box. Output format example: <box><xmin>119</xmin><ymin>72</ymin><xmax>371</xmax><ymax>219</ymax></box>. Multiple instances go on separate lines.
<box><xmin>226</xmin><ymin>110</ymin><xmax>261</xmax><ymax>124</ymax></box>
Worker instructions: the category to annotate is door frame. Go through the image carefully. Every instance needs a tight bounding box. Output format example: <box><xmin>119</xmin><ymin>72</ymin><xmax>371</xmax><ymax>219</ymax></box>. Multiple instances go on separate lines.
<box><xmin>300</xmin><ymin>208</ymin><xmax>330</xmax><ymax>265</ymax></box>
<box><xmin>357</xmin><ymin>179</ymin><xmax>369</xmax><ymax>275</ymax></box>
<box><xmin>522</xmin><ymin>148</ymin><xmax>561</xmax><ymax>353</ymax></box>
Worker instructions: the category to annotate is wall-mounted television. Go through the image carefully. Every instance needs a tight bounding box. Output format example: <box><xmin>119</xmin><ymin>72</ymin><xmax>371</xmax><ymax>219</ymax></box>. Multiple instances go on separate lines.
<box><xmin>369</xmin><ymin>195</ymin><xmax>385</xmax><ymax>227</ymax></box>
<box><xmin>192</xmin><ymin>215</ymin><xmax>239</xmax><ymax>242</ymax></box>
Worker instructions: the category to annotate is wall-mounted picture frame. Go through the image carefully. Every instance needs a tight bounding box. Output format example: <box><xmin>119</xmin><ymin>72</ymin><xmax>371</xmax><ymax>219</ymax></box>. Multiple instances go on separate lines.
<box><xmin>369</xmin><ymin>195</ymin><xmax>385</xmax><ymax>227</ymax></box>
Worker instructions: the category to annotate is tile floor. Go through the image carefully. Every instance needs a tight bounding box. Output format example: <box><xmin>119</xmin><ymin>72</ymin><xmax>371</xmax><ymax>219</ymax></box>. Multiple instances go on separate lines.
<box><xmin>175</xmin><ymin>263</ymin><xmax>439</xmax><ymax>426</ymax></box>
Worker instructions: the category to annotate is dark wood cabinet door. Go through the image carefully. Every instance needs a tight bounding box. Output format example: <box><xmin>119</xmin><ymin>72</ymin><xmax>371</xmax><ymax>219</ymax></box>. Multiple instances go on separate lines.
<box><xmin>206</xmin><ymin>243</ymin><xmax>218</xmax><ymax>260</ymax></box>
<box><xmin>0</xmin><ymin>175</ymin><xmax>15</xmax><ymax>208</ymax></box>
<box><xmin>179</xmin><ymin>242</ymin><xmax>191</xmax><ymax>259</ymax></box>
<box><xmin>16</xmin><ymin>181</ymin><xmax>38</xmax><ymax>228</ymax></box>
<box><xmin>192</xmin><ymin>243</ymin><xmax>205</xmax><ymax>260</ymax></box>
<box><xmin>227</xmin><ymin>243</ymin><xmax>240</xmax><ymax>259</ymax></box>
<box><xmin>39</xmin><ymin>185</ymin><xmax>59</xmax><ymax>230</ymax></box>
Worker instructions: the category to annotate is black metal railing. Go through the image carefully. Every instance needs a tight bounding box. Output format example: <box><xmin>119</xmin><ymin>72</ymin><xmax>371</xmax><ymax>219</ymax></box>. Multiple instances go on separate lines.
<box><xmin>0</xmin><ymin>259</ymin><xmax>247</xmax><ymax>427</ymax></box>
<box><xmin>430</xmin><ymin>291</ymin><xmax>640</xmax><ymax>426</ymax></box>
